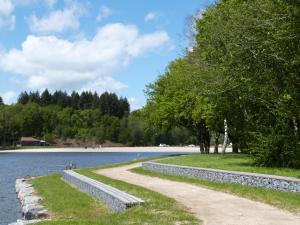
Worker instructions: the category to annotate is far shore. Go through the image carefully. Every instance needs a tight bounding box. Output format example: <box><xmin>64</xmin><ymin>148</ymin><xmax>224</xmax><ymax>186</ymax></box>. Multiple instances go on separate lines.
<box><xmin>0</xmin><ymin>146</ymin><xmax>232</xmax><ymax>153</ymax></box>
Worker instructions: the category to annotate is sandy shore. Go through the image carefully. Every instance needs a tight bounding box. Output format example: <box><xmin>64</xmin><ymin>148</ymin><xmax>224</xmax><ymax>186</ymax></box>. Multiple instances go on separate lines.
<box><xmin>0</xmin><ymin>146</ymin><xmax>231</xmax><ymax>153</ymax></box>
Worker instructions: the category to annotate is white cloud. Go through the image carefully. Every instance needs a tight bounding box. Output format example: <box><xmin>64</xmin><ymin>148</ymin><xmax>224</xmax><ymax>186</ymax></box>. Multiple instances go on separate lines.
<box><xmin>144</xmin><ymin>12</ymin><xmax>157</xmax><ymax>22</ymax></box>
<box><xmin>2</xmin><ymin>91</ymin><xmax>17</xmax><ymax>104</ymax></box>
<box><xmin>0</xmin><ymin>23</ymin><xmax>170</xmax><ymax>94</ymax></box>
<box><xmin>0</xmin><ymin>0</ymin><xmax>15</xmax><ymax>29</ymax></box>
<box><xmin>128</xmin><ymin>97</ymin><xmax>144</xmax><ymax>111</ymax></box>
<box><xmin>27</xmin><ymin>2</ymin><xmax>85</xmax><ymax>33</ymax></box>
<box><xmin>0</xmin><ymin>0</ymin><xmax>13</xmax><ymax>17</ymax></box>
<box><xmin>96</xmin><ymin>5</ymin><xmax>112</xmax><ymax>22</ymax></box>
<box><xmin>80</xmin><ymin>77</ymin><xmax>127</xmax><ymax>93</ymax></box>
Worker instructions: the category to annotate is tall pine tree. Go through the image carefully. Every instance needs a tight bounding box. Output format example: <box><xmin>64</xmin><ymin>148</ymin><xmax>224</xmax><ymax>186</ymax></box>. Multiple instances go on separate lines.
<box><xmin>40</xmin><ymin>89</ymin><xmax>52</xmax><ymax>106</ymax></box>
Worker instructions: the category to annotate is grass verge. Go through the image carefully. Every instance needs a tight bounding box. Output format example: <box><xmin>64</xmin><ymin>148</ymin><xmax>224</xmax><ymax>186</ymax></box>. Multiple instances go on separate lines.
<box><xmin>31</xmin><ymin>160</ymin><xmax>201</xmax><ymax>225</ymax></box>
<box><xmin>131</xmin><ymin>167</ymin><xmax>300</xmax><ymax>214</ymax></box>
<box><xmin>158</xmin><ymin>154</ymin><xmax>300</xmax><ymax>178</ymax></box>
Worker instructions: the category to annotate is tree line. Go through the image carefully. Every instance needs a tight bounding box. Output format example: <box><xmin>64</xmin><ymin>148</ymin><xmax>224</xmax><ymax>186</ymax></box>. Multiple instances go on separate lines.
<box><xmin>0</xmin><ymin>92</ymin><xmax>197</xmax><ymax>147</ymax></box>
<box><xmin>143</xmin><ymin>0</ymin><xmax>299</xmax><ymax>168</ymax></box>
<box><xmin>17</xmin><ymin>90</ymin><xmax>130</xmax><ymax>118</ymax></box>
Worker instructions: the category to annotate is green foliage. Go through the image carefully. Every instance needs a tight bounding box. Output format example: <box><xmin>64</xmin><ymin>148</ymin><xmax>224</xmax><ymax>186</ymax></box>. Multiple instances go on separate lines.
<box><xmin>144</xmin><ymin>59</ymin><xmax>211</xmax><ymax>152</ymax></box>
<box><xmin>196</xmin><ymin>0</ymin><xmax>300</xmax><ymax>166</ymax></box>
<box><xmin>17</xmin><ymin>90</ymin><xmax>130</xmax><ymax>117</ymax></box>
<box><xmin>0</xmin><ymin>93</ymin><xmax>196</xmax><ymax>146</ymax></box>
<box><xmin>249</xmin><ymin>132</ymin><xmax>300</xmax><ymax>168</ymax></box>
<box><xmin>144</xmin><ymin>0</ymin><xmax>300</xmax><ymax>167</ymax></box>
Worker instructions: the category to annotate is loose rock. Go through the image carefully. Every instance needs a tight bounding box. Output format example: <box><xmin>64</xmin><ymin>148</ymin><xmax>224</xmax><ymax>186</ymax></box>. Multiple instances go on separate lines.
<box><xmin>10</xmin><ymin>178</ymin><xmax>49</xmax><ymax>224</ymax></box>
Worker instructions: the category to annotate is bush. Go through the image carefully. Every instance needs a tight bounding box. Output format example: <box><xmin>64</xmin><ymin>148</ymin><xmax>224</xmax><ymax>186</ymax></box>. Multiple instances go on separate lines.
<box><xmin>250</xmin><ymin>132</ymin><xmax>300</xmax><ymax>168</ymax></box>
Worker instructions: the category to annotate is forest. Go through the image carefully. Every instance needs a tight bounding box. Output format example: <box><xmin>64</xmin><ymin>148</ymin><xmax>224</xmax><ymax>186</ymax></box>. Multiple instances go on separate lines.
<box><xmin>0</xmin><ymin>91</ymin><xmax>196</xmax><ymax>147</ymax></box>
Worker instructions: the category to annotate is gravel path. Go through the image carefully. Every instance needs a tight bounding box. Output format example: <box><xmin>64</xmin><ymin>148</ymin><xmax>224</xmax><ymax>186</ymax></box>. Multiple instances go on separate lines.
<box><xmin>96</xmin><ymin>163</ymin><xmax>300</xmax><ymax>225</ymax></box>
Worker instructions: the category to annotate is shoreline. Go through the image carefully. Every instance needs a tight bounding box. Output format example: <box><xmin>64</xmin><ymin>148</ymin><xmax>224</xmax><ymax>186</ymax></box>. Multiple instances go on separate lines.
<box><xmin>0</xmin><ymin>146</ymin><xmax>231</xmax><ymax>153</ymax></box>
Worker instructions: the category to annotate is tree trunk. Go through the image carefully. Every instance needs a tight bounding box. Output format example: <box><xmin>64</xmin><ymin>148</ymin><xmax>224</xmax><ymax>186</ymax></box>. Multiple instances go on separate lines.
<box><xmin>222</xmin><ymin>119</ymin><xmax>228</xmax><ymax>154</ymax></box>
<box><xmin>232</xmin><ymin>142</ymin><xmax>239</xmax><ymax>153</ymax></box>
<box><xmin>196</xmin><ymin>121</ymin><xmax>210</xmax><ymax>154</ymax></box>
<box><xmin>205</xmin><ymin>145</ymin><xmax>209</xmax><ymax>154</ymax></box>
<box><xmin>200</xmin><ymin>143</ymin><xmax>205</xmax><ymax>153</ymax></box>
<box><xmin>206</xmin><ymin>130</ymin><xmax>211</xmax><ymax>154</ymax></box>
<box><xmin>214</xmin><ymin>132</ymin><xmax>220</xmax><ymax>154</ymax></box>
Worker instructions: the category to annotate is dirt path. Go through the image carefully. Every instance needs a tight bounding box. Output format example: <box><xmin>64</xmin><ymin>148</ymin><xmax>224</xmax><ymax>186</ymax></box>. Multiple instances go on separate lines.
<box><xmin>95</xmin><ymin>163</ymin><xmax>300</xmax><ymax>225</ymax></box>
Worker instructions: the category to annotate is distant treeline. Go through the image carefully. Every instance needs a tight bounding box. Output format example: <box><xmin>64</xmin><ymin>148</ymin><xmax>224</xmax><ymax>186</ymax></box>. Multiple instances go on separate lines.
<box><xmin>18</xmin><ymin>90</ymin><xmax>130</xmax><ymax>118</ymax></box>
<box><xmin>0</xmin><ymin>91</ymin><xmax>197</xmax><ymax>147</ymax></box>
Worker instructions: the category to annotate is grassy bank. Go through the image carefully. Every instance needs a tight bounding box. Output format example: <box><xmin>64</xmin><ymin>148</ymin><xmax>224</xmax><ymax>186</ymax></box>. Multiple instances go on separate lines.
<box><xmin>31</xmin><ymin>161</ymin><xmax>200</xmax><ymax>225</ymax></box>
<box><xmin>158</xmin><ymin>154</ymin><xmax>300</xmax><ymax>178</ymax></box>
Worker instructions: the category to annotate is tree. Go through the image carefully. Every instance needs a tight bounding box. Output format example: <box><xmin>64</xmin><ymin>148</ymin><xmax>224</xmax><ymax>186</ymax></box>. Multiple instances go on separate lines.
<box><xmin>0</xmin><ymin>96</ymin><xmax>3</xmax><ymax>105</ymax></box>
<box><xmin>143</xmin><ymin>0</ymin><xmax>299</xmax><ymax>166</ymax></box>
<box><xmin>0</xmin><ymin>107</ymin><xmax>4</xmax><ymax>146</ymax></box>
<box><xmin>18</xmin><ymin>92</ymin><xmax>29</xmax><ymax>104</ymax></box>
<box><xmin>15</xmin><ymin>103</ymin><xmax>43</xmax><ymax>137</ymax></box>
<box><xmin>145</xmin><ymin>59</ymin><xmax>212</xmax><ymax>153</ymax></box>
<box><xmin>99</xmin><ymin>92</ymin><xmax>124</xmax><ymax>118</ymax></box>
<box><xmin>71</xmin><ymin>91</ymin><xmax>80</xmax><ymax>109</ymax></box>
<box><xmin>28</xmin><ymin>91</ymin><xmax>40</xmax><ymax>104</ymax></box>
<box><xmin>40</xmin><ymin>89</ymin><xmax>52</xmax><ymax>106</ymax></box>
<box><xmin>92</xmin><ymin>92</ymin><xmax>100</xmax><ymax>109</ymax></box>
<box><xmin>79</xmin><ymin>91</ymin><xmax>93</xmax><ymax>109</ymax></box>
<box><xmin>119</xmin><ymin>97</ymin><xmax>130</xmax><ymax>117</ymax></box>
<box><xmin>40</xmin><ymin>105</ymin><xmax>60</xmax><ymax>135</ymax></box>
<box><xmin>192</xmin><ymin>0</ymin><xmax>300</xmax><ymax>166</ymax></box>
<box><xmin>52</xmin><ymin>91</ymin><xmax>70</xmax><ymax>108</ymax></box>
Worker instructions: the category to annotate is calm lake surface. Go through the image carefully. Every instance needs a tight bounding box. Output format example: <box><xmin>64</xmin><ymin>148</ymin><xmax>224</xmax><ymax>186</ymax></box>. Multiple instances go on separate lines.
<box><xmin>0</xmin><ymin>152</ymin><xmax>179</xmax><ymax>225</ymax></box>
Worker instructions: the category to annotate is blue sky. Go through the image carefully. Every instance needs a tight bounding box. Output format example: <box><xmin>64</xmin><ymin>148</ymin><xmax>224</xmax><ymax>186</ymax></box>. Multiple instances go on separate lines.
<box><xmin>0</xmin><ymin>0</ymin><xmax>214</xmax><ymax>109</ymax></box>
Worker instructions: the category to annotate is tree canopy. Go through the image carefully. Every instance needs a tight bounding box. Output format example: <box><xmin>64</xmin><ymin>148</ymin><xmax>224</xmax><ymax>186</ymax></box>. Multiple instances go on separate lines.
<box><xmin>144</xmin><ymin>0</ymin><xmax>300</xmax><ymax>167</ymax></box>
<box><xmin>17</xmin><ymin>90</ymin><xmax>130</xmax><ymax>118</ymax></box>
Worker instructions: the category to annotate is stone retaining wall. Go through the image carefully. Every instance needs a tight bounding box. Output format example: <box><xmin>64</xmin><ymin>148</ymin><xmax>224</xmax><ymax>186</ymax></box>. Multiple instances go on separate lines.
<box><xmin>63</xmin><ymin>170</ymin><xmax>143</xmax><ymax>212</ymax></box>
<box><xmin>142</xmin><ymin>162</ymin><xmax>300</xmax><ymax>194</ymax></box>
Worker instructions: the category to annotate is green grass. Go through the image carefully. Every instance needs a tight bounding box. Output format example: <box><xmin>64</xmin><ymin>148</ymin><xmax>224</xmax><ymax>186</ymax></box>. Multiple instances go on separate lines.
<box><xmin>158</xmin><ymin>154</ymin><xmax>300</xmax><ymax>178</ymax></box>
<box><xmin>31</xmin><ymin>161</ymin><xmax>200</xmax><ymax>225</ymax></box>
<box><xmin>131</xmin><ymin>167</ymin><xmax>300</xmax><ymax>214</ymax></box>
<box><xmin>78</xmin><ymin>155</ymin><xmax>175</xmax><ymax>171</ymax></box>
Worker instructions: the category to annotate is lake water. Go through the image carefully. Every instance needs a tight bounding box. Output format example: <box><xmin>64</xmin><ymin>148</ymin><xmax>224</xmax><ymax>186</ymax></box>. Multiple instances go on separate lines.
<box><xmin>0</xmin><ymin>152</ymin><xmax>179</xmax><ymax>225</ymax></box>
